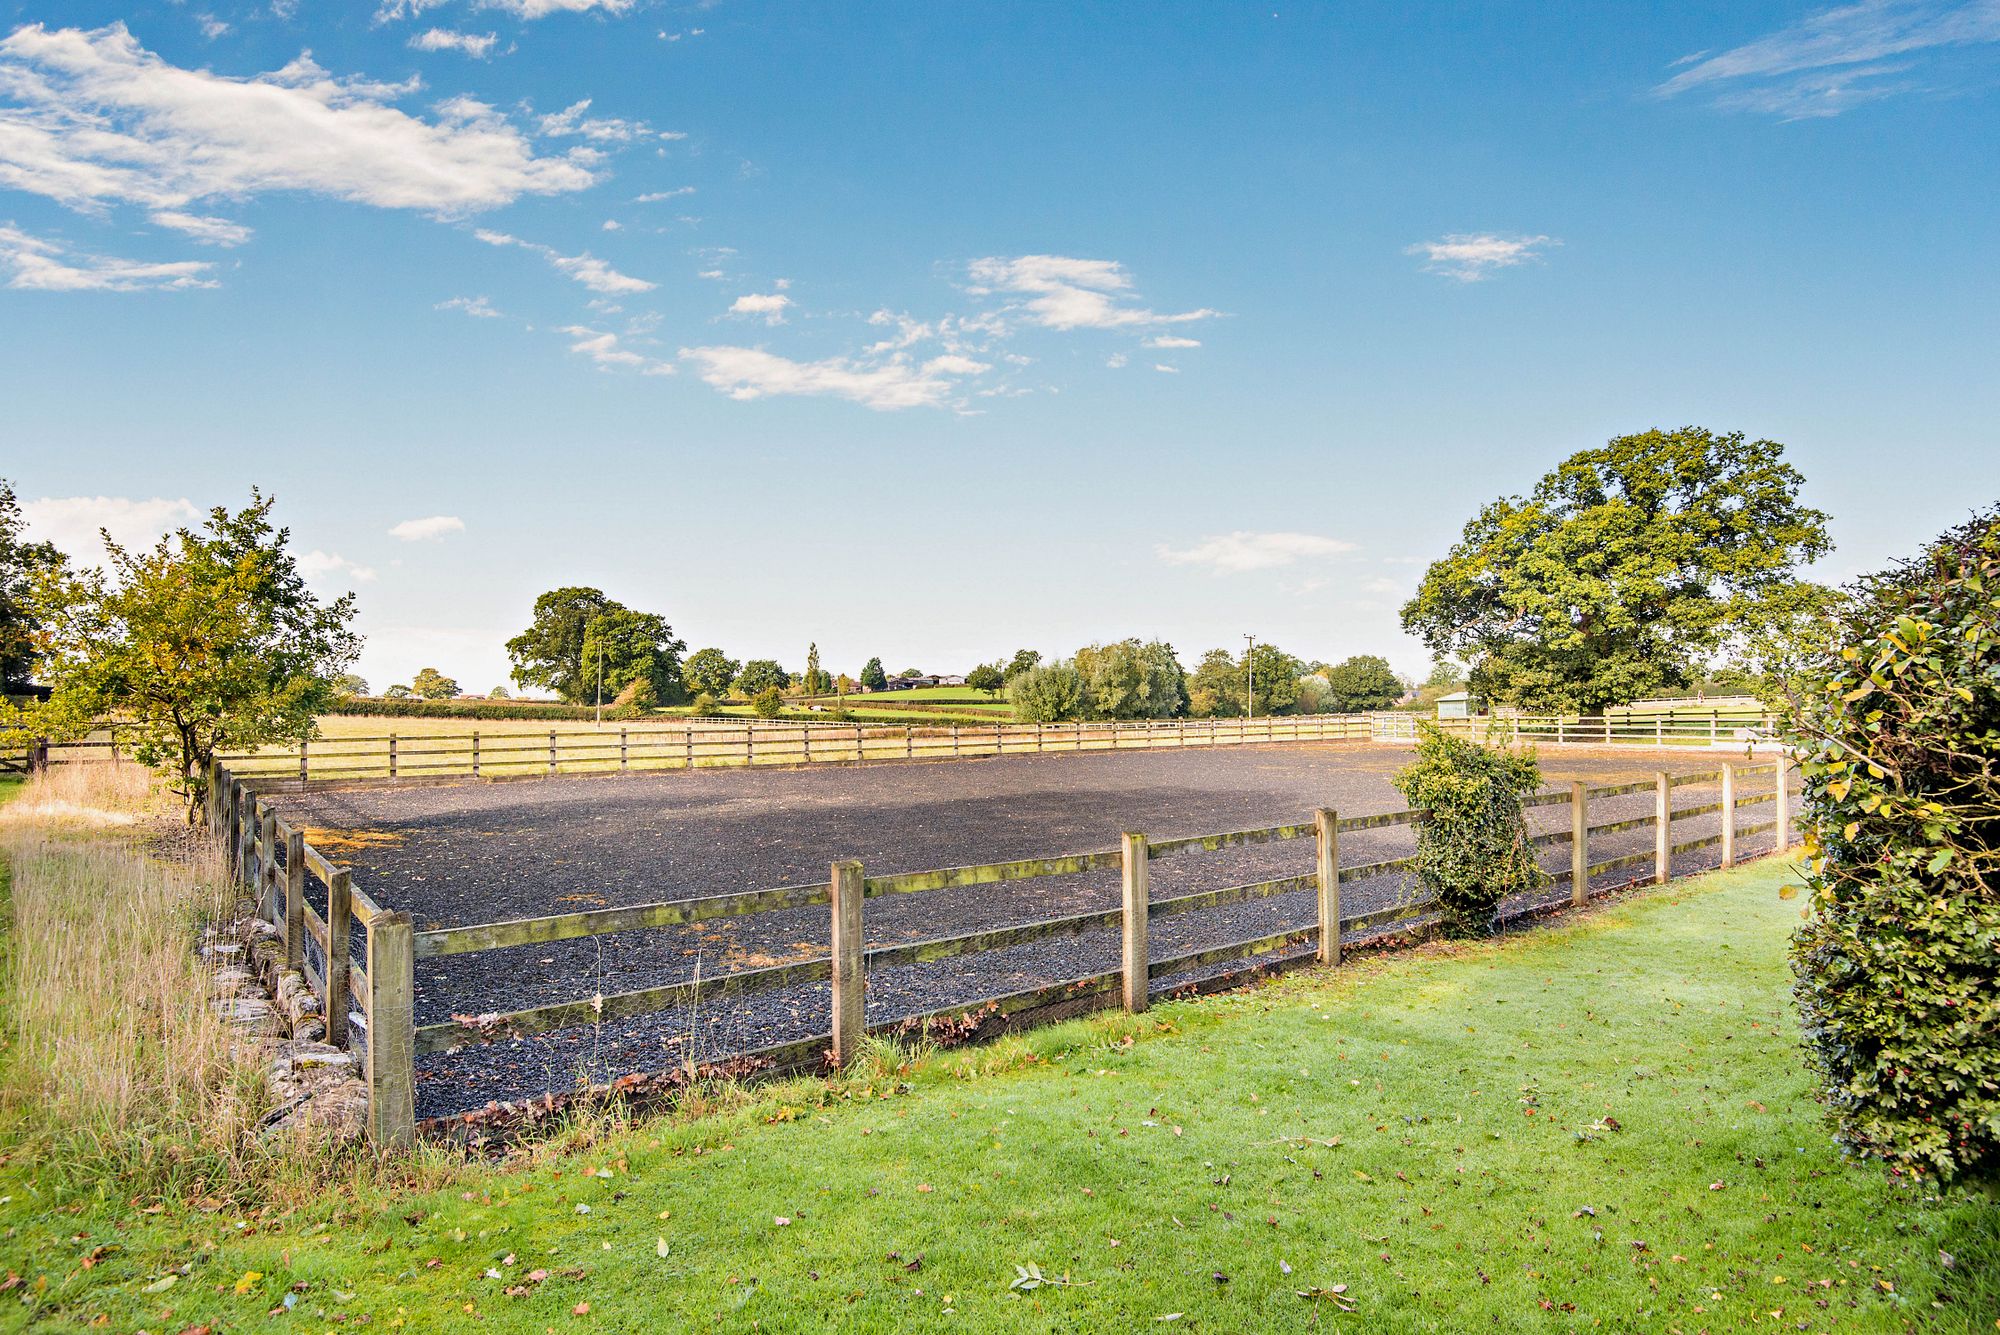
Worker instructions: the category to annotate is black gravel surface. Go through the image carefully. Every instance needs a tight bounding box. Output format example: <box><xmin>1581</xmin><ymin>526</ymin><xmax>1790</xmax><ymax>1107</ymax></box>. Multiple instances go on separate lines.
<box><xmin>271</xmin><ymin>743</ymin><xmax>1793</xmax><ymax>1119</ymax></box>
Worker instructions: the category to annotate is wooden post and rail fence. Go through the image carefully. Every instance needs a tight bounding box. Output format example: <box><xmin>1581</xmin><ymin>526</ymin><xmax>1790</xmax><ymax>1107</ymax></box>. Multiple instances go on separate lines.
<box><xmin>207</xmin><ymin>748</ymin><xmax>1797</xmax><ymax>1151</ymax></box>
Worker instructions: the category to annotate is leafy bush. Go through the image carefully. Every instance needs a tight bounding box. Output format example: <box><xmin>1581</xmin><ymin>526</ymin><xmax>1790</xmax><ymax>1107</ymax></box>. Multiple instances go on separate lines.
<box><xmin>1007</xmin><ymin>662</ymin><xmax>1088</xmax><ymax>723</ymax></box>
<box><xmin>689</xmin><ymin>691</ymin><xmax>720</xmax><ymax>716</ymax></box>
<box><xmin>1392</xmin><ymin>724</ymin><xmax>1546</xmax><ymax>937</ymax></box>
<box><xmin>327</xmin><ymin>697</ymin><xmax>611</xmax><ymax>721</ymax></box>
<box><xmin>1780</xmin><ymin>508</ymin><xmax>2000</xmax><ymax>1187</ymax></box>
<box><xmin>750</xmin><ymin>686</ymin><xmax>784</xmax><ymax>718</ymax></box>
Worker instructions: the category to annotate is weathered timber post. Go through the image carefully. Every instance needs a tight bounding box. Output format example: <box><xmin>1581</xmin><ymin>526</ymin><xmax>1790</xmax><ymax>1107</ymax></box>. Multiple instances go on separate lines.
<box><xmin>471</xmin><ymin>730</ymin><xmax>481</xmax><ymax>778</ymax></box>
<box><xmin>259</xmin><ymin>807</ymin><xmax>278</xmax><ymax>918</ymax></box>
<box><xmin>387</xmin><ymin>734</ymin><xmax>398</xmax><ymax>780</ymax></box>
<box><xmin>1315</xmin><ymin>808</ymin><xmax>1341</xmax><ymax>966</ymax></box>
<box><xmin>830</xmin><ymin>860</ymin><xmax>865</xmax><ymax>1068</ymax></box>
<box><xmin>284</xmin><ymin>828</ymin><xmax>306</xmax><ymax>970</ymax></box>
<box><xmin>364</xmin><ymin>911</ymin><xmax>417</xmax><ymax>1149</ymax></box>
<box><xmin>853</xmin><ymin>723</ymin><xmax>864</xmax><ymax>761</ymax></box>
<box><xmin>1556</xmin><ymin>719</ymin><xmax>1566</xmax><ymax>746</ymax></box>
<box><xmin>1709</xmin><ymin>712</ymin><xmax>1719</xmax><ymax>746</ymax></box>
<box><xmin>951</xmin><ymin>725</ymin><xmax>961</xmax><ymax>757</ymax></box>
<box><xmin>1655</xmin><ymin>718</ymin><xmax>1664</xmax><ymax>749</ymax></box>
<box><xmin>299</xmin><ymin>737</ymin><xmax>309</xmax><ymax>784</ymax></box>
<box><xmin>684</xmin><ymin>727</ymin><xmax>693</xmax><ymax>770</ymax></box>
<box><xmin>225</xmin><ymin>778</ymin><xmax>242</xmax><ymax>874</ymax></box>
<box><xmin>1654</xmin><ymin>771</ymin><xmax>1672</xmax><ymax>884</ymax></box>
<box><xmin>1720</xmin><ymin>763</ymin><xmax>1736</xmax><ymax>867</ymax></box>
<box><xmin>1570</xmin><ymin>781</ymin><xmax>1588</xmax><ymax>908</ymax></box>
<box><xmin>1773</xmin><ymin>757</ymin><xmax>1790</xmax><ymax>854</ymax></box>
<box><xmin>905</xmin><ymin>726</ymin><xmax>914</xmax><ymax>761</ymax></box>
<box><xmin>746</xmin><ymin>728</ymin><xmax>756</xmax><ymax>767</ymax></box>
<box><xmin>326</xmin><ymin>868</ymin><xmax>353</xmax><ymax>1046</ymax></box>
<box><xmin>620</xmin><ymin>728</ymin><xmax>629</xmax><ymax>770</ymax></box>
<box><xmin>548</xmin><ymin>730</ymin><xmax>558</xmax><ymax>775</ymax></box>
<box><xmin>1121</xmin><ymin>832</ymin><xmax>1150</xmax><ymax>1013</ymax></box>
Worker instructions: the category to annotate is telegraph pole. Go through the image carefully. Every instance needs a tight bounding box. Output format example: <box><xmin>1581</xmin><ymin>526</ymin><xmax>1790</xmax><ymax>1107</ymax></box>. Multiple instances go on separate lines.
<box><xmin>1244</xmin><ymin>633</ymin><xmax>1256</xmax><ymax>721</ymax></box>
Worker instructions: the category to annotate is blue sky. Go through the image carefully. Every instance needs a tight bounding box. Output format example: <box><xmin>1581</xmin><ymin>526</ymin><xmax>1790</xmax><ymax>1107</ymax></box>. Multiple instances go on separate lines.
<box><xmin>3</xmin><ymin>1</ymin><xmax>1996</xmax><ymax>693</ymax></box>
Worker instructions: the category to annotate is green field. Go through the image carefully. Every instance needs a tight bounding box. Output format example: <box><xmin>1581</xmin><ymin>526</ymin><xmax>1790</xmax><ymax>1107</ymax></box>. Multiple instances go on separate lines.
<box><xmin>4</xmin><ymin>855</ymin><xmax>1991</xmax><ymax>1332</ymax></box>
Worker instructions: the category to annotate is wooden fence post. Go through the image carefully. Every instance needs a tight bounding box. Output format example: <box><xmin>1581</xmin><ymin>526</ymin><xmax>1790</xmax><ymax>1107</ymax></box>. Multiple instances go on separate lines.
<box><xmin>1654</xmin><ymin>771</ymin><xmax>1671</xmax><ymax>885</ymax></box>
<box><xmin>364</xmin><ymin>911</ymin><xmax>417</xmax><ymax>1149</ymax></box>
<box><xmin>830</xmin><ymin>860</ymin><xmax>865</xmax><ymax>1068</ymax></box>
<box><xmin>1773</xmin><ymin>757</ymin><xmax>1789</xmax><ymax>853</ymax></box>
<box><xmin>684</xmin><ymin>727</ymin><xmax>694</xmax><ymax>770</ymax></box>
<box><xmin>1655</xmin><ymin>718</ymin><xmax>1664</xmax><ymax>749</ymax></box>
<box><xmin>1121</xmin><ymin>832</ymin><xmax>1150</xmax><ymax>1013</ymax></box>
<box><xmin>1720</xmin><ymin>763</ymin><xmax>1736</xmax><ymax>867</ymax></box>
<box><xmin>471</xmin><ymin>730</ymin><xmax>481</xmax><ymax>778</ymax></box>
<box><xmin>284</xmin><ymin>828</ymin><xmax>305</xmax><ymax>970</ymax></box>
<box><xmin>298</xmin><ymin>737</ymin><xmax>309</xmax><ymax>784</ymax></box>
<box><xmin>620</xmin><ymin>728</ymin><xmax>629</xmax><ymax>770</ymax></box>
<box><xmin>1570</xmin><ymin>781</ymin><xmax>1588</xmax><ymax>907</ymax></box>
<box><xmin>1315</xmin><ymin>808</ymin><xmax>1340</xmax><ymax>966</ymax></box>
<box><xmin>259</xmin><ymin>808</ymin><xmax>278</xmax><ymax>918</ymax></box>
<box><xmin>548</xmin><ymin>730</ymin><xmax>558</xmax><ymax>775</ymax></box>
<box><xmin>951</xmin><ymin>725</ymin><xmax>961</xmax><ymax>757</ymax></box>
<box><xmin>326</xmin><ymin>868</ymin><xmax>352</xmax><ymax>1046</ymax></box>
<box><xmin>225</xmin><ymin>778</ymin><xmax>241</xmax><ymax>873</ymax></box>
<box><xmin>387</xmin><ymin>734</ymin><xmax>398</xmax><ymax>780</ymax></box>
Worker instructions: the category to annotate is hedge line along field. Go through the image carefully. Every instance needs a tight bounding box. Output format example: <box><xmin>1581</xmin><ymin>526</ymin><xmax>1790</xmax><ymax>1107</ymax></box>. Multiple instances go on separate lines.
<box><xmin>9</xmin><ymin>858</ymin><xmax>1993</xmax><ymax>1332</ymax></box>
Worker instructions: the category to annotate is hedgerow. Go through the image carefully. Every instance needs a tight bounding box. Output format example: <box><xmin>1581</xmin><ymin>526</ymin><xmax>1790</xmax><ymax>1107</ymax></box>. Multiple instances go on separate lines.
<box><xmin>1392</xmin><ymin>724</ymin><xmax>1546</xmax><ymax>936</ymax></box>
<box><xmin>327</xmin><ymin>698</ymin><xmax>612</xmax><ymax>721</ymax></box>
<box><xmin>1780</xmin><ymin>507</ymin><xmax>2000</xmax><ymax>1187</ymax></box>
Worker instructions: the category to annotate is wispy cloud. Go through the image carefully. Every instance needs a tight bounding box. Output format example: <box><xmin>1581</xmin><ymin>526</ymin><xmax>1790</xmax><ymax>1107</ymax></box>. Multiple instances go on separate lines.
<box><xmin>1406</xmin><ymin>233</ymin><xmax>1556</xmax><ymax>282</ymax></box>
<box><xmin>633</xmin><ymin>187</ymin><xmax>693</xmax><ymax>202</ymax></box>
<box><xmin>558</xmin><ymin>324</ymin><xmax>674</xmax><ymax>375</ymax></box>
<box><xmin>728</xmin><ymin>291</ymin><xmax>790</xmax><ymax>324</ymax></box>
<box><xmin>473</xmin><ymin>228</ymin><xmax>653</xmax><ymax>293</ymax></box>
<box><xmin>436</xmin><ymin>294</ymin><xmax>499</xmax><ymax>317</ymax></box>
<box><xmin>378</xmin><ymin>0</ymin><xmax>633</xmax><ymax>19</ymax></box>
<box><xmin>148</xmin><ymin>210</ymin><xmax>251</xmax><ymax>246</ymax></box>
<box><xmin>1157</xmin><ymin>530</ymin><xmax>1358</xmax><ymax>573</ymax></box>
<box><xmin>967</xmin><ymin>254</ymin><xmax>1218</xmax><ymax>331</ymax></box>
<box><xmin>536</xmin><ymin>97</ymin><xmax>660</xmax><ymax>142</ymax></box>
<box><xmin>20</xmin><ymin>494</ymin><xmax>198</xmax><ymax>556</ymax></box>
<box><xmin>679</xmin><ymin>346</ymin><xmax>986</xmax><ymax>411</ymax></box>
<box><xmin>409</xmin><ymin>28</ymin><xmax>499</xmax><ymax>58</ymax></box>
<box><xmin>298</xmin><ymin>549</ymin><xmax>378</xmax><ymax>583</ymax></box>
<box><xmin>0</xmin><ymin>23</ymin><xmax>597</xmax><ymax>230</ymax></box>
<box><xmin>1656</xmin><ymin>1</ymin><xmax>2000</xmax><ymax>117</ymax></box>
<box><xmin>388</xmin><ymin>514</ymin><xmax>464</xmax><ymax>541</ymax></box>
<box><xmin>0</xmin><ymin>223</ymin><xmax>215</xmax><ymax>291</ymax></box>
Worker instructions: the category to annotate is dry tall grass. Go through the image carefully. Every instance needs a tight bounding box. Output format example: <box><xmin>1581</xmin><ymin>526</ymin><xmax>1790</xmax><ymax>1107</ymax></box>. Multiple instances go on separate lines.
<box><xmin>0</xmin><ymin>763</ymin><xmax>270</xmax><ymax>1199</ymax></box>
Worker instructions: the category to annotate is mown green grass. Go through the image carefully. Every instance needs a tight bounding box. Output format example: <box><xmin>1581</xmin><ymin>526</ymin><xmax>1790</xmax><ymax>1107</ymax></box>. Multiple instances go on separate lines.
<box><xmin>3</xmin><ymin>859</ymin><xmax>1993</xmax><ymax>1332</ymax></box>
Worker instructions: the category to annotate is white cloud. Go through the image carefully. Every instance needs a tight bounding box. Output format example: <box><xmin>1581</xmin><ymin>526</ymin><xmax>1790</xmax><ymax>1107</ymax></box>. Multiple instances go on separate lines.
<box><xmin>388</xmin><ymin>514</ymin><xmax>464</xmax><ymax>541</ymax></box>
<box><xmin>557</xmin><ymin>324</ymin><xmax>674</xmax><ymax>375</ymax></box>
<box><xmin>297</xmin><ymin>549</ymin><xmax>378</xmax><ymax>583</ymax></box>
<box><xmin>1156</xmin><ymin>531</ymin><xmax>1358</xmax><ymax>573</ymax></box>
<box><xmin>1406</xmin><ymin>233</ymin><xmax>1556</xmax><ymax>282</ymax></box>
<box><xmin>728</xmin><ymin>291</ymin><xmax>790</xmax><ymax>324</ymax></box>
<box><xmin>197</xmin><ymin>15</ymin><xmax>232</xmax><ymax>40</ymax></box>
<box><xmin>1146</xmin><ymin>335</ymin><xmax>1201</xmax><ymax>349</ymax></box>
<box><xmin>967</xmin><ymin>254</ymin><xmax>1218</xmax><ymax>331</ymax></box>
<box><xmin>0</xmin><ymin>223</ymin><xmax>215</xmax><ymax>291</ymax></box>
<box><xmin>409</xmin><ymin>29</ymin><xmax>499</xmax><ymax>58</ymax></box>
<box><xmin>0</xmin><ymin>23</ymin><xmax>597</xmax><ymax>219</ymax></box>
<box><xmin>1106</xmin><ymin>352</ymin><xmax>1128</xmax><ymax>369</ymax></box>
<box><xmin>1656</xmin><ymin>0</ymin><xmax>2000</xmax><ymax>117</ymax></box>
<box><xmin>1153</xmin><ymin>363</ymin><xmax>1180</xmax><ymax>374</ymax></box>
<box><xmin>436</xmin><ymin>294</ymin><xmax>499</xmax><ymax>317</ymax></box>
<box><xmin>537</xmin><ymin>98</ymin><xmax>650</xmax><ymax>142</ymax></box>
<box><xmin>680</xmin><ymin>345</ymin><xmax>981</xmax><ymax>411</ymax></box>
<box><xmin>378</xmin><ymin>0</ymin><xmax>632</xmax><ymax>17</ymax></box>
<box><xmin>473</xmin><ymin>228</ymin><xmax>653</xmax><ymax>292</ymax></box>
<box><xmin>21</xmin><ymin>495</ymin><xmax>198</xmax><ymax>557</ymax></box>
<box><xmin>148</xmin><ymin>210</ymin><xmax>251</xmax><ymax>246</ymax></box>
<box><xmin>633</xmin><ymin>187</ymin><xmax>693</xmax><ymax>202</ymax></box>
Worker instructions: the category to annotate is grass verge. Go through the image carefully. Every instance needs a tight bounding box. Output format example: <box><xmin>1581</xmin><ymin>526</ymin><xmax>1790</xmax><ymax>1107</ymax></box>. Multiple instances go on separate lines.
<box><xmin>3</xmin><ymin>854</ymin><xmax>1994</xmax><ymax>1330</ymax></box>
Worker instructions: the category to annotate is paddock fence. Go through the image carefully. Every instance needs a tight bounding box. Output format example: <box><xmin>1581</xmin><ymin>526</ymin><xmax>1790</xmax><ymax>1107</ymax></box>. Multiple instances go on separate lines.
<box><xmin>207</xmin><ymin>750</ymin><xmax>1796</xmax><ymax>1150</ymax></box>
<box><xmin>207</xmin><ymin>709</ymin><xmax>1776</xmax><ymax>789</ymax></box>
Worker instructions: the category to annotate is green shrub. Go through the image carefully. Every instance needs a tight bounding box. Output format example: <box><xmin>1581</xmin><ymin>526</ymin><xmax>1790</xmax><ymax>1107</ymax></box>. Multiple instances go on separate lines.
<box><xmin>1780</xmin><ymin>507</ymin><xmax>2000</xmax><ymax>1188</ymax></box>
<box><xmin>689</xmin><ymin>691</ymin><xmax>720</xmax><ymax>716</ymax></box>
<box><xmin>1391</xmin><ymin>724</ymin><xmax>1546</xmax><ymax>937</ymax></box>
<box><xmin>750</xmin><ymin>686</ymin><xmax>783</xmax><ymax>718</ymax></box>
<box><xmin>328</xmin><ymin>697</ymin><xmax>610</xmax><ymax>721</ymax></box>
<box><xmin>1006</xmin><ymin>662</ymin><xmax>1087</xmax><ymax>723</ymax></box>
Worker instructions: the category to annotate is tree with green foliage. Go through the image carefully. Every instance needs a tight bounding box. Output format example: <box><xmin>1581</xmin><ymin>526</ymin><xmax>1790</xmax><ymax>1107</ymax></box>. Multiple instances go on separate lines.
<box><xmin>410</xmin><ymin>666</ymin><xmax>459</xmax><ymax>700</ymax></box>
<box><xmin>737</xmin><ymin>659</ymin><xmax>790</xmax><ymax>697</ymax></box>
<box><xmin>332</xmin><ymin>672</ymin><xmax>370</xmax><ymax>699</ymax></box>
<box><xmin>1402</xmin><ymin>428</ymin><xmax>1830</xmax><ymax>716</ymax></box>
<box><xmin>803</xmin><ymin>643</ymin><xmax>830</xmax><ymax>696</ymax></box>
<box><xmin>965</xmin><ymin>663</ymin><xmax>1005</xmax><ymax>698</ymax></box>
<box><xmin>1007</xmin><ymin>660</ymin><xmax>1088</xmax><ymax>722</ymax></box>
<box><xmin>688</xmin><ymin>690</ymin><xmax>720</xmax><ymax>716</ymax></box>
<box><xmin>1004</xmin><ymin>649</ymin><xmax>1042</xmax><ymax>681</ymax></box>
<box><xmin>383</xmin><ymin>684</ymin><xmax>411</xmax><ymax>699</ymax></box>
<box><xmin>860</xmin><ymin>657</ymin><xmax>888</xmax><ymax>691</ymax></box>
<box><xmin>507</xmin><ymin>589</ymin><xmax>684</xmax><ymax>705</ymax></box>
<box><xmin>1246</xmin><ymin>643</ymin><xmax>1305</xmax><ymax>715</ymax></box>
<box><xmin>899</xmin><ymin>668</ymin><xmax>923</xmax><ymax>680</ymax></box>
<box><xmin>489</xmin><ymin>684</ymin><xmax>509</xmax><ymax>699</ymax></box>
<box><xmin>1</xmin><ymin>480</ymin><xmax>69</xmax><ymax>696</ymax></box>
<box><xmin>683</xmin><ymin>647</ymin><xmax>740</xmax><ymax>698</ymax></box>
<box><xmin>749</xmin><ymin>685</ymin><xmax>784</xmax><ymax>718</ymax></box>
<box><xmin>578</xmin><ymin>607</ymin><xmax>686</xmax><ymax>705</ymax></box>
<box><xmin>1780</xmin><ymin>507</ymin><xmax>2000</xmax><ymax>1189</ymax></box>
<box><xmin>1323</xmin><ymin>654</ymin><xmax>1403</xmax><ymax>713</ymax></box>
<box><xmin>1073</xmin><ymin>639</ymin><xmax>1187</xmax><ymax>719</ymax></box>
<box><xmin>1392</xmin><ymin>725</ymin><xmax>1546</xmax><ymax>937</ymax></box>
<box><xmin>28</xmin><ymin>492</ymin><xmax>359</xmax><ymax>818</ymax></box>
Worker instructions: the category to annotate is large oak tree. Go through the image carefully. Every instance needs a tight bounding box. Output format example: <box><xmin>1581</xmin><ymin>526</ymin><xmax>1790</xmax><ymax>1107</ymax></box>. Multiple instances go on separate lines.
<box><xmin>1400</xmin><ymin>428</ymin><xmax>1830</xmax><ymax>715</ymax></box>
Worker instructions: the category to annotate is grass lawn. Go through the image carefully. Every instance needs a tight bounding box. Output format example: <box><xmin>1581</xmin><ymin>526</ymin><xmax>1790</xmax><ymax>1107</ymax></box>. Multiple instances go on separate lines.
<box><xmin>3</xmin><ymin>857</ymin><xmax>1993</xmax><ymax>1332</ymax></box>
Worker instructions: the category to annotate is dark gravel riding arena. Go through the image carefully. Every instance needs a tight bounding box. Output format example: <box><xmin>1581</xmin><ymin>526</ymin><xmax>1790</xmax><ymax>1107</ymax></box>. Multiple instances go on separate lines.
<box><xmin>269</xmin><ymin>741</ymin><xmax>1786</xmax><ymax>1121</ymax></box>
